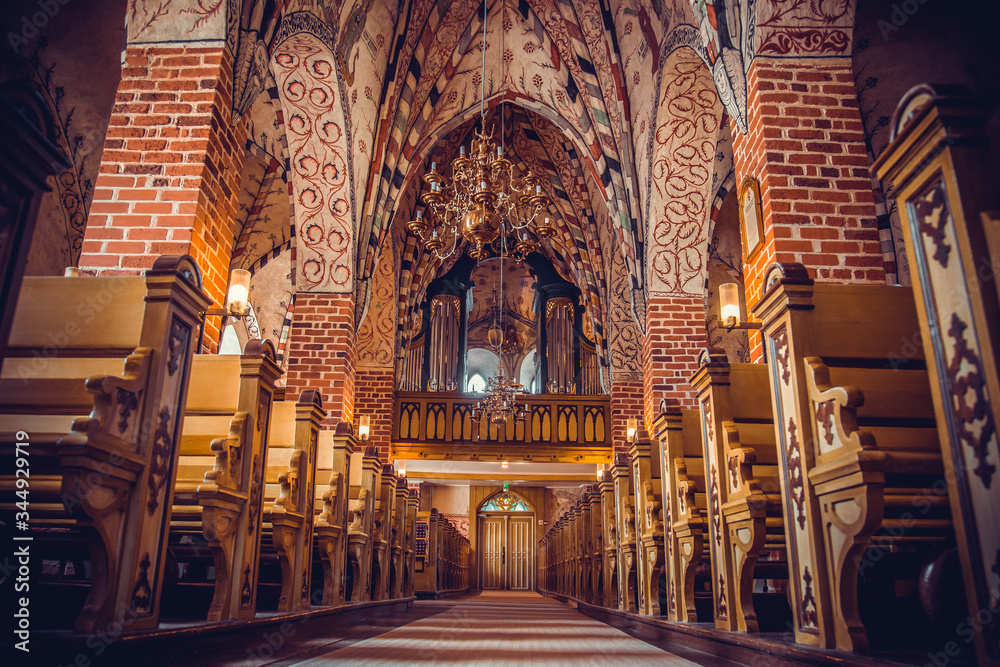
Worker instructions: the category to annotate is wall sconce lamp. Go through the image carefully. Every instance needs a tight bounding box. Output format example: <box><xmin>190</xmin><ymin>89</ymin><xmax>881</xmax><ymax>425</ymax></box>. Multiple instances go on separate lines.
<box><xmin>198</xmin><ymin>269</ymin><xmax>252</xmax><ymax>350</ymax></box>
<box><xmin>596</xmin><ymin>464</ymin><xmax>605</xmax><ymax>481</ymax></box>
<box><xmin>720</xmin><ymin>283</ymin><xmax>762</xmax><ymax>332</ymax></box>
<box><xmin>626</xmin><ymin>417</ymin><xmax>638</xmax><ymax>445</ymax></box>
<box><xmin>357</xmin><ymin>415</ymin><xmax>371</xmax><ymax>442</ymax></box>
<box><xmin>397</xmin><ymin>459</ymin><xmax>406</xmax><ymax>477</ymax></box>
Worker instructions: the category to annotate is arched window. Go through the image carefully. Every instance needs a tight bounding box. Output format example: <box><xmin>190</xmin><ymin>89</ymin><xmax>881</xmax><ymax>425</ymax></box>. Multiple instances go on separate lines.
<box><xmin>480</xmin><ymin>491</ymin><xmax>532</xmax><ymax>512</ymax></box>
<box><xmin>468</xmin><ymin>373</ymin><xmax>486</xmax><ymax>393</ymax></box>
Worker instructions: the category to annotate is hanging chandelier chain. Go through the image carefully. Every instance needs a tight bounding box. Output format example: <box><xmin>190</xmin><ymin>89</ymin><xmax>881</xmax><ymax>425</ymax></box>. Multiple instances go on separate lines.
<box><xmin>407</xmin><ymin>0</ymin><xmax>558</xmax><ymax>263</ymax></box>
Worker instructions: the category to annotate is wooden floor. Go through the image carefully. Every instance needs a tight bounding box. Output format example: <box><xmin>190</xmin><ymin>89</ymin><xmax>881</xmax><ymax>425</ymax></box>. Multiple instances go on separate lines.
<box><xmin>292</xmin><ymin>591</ymin><xmax>698</xmax><ymax>666</ymax></box>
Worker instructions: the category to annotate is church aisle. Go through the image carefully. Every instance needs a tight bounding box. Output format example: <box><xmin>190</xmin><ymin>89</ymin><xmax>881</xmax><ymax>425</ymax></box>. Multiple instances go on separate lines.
<box><xmin>290</xmin><ymin>592</ymin><xmax>698</xmax><ymax>666</ymax></box>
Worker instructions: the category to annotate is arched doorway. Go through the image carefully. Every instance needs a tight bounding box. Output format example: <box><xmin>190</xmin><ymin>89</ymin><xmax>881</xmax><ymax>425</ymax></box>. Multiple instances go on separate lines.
<box><xmin>477</xmin><ymin>490</ymin><xmax>535</xmax><ymax>590</ymax></box>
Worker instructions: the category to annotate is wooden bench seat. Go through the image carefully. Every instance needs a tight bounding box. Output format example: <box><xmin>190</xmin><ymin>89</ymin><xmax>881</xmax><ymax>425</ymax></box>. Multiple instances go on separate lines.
<box><xmin>585</xmin><ymin>484</ymin><xmax>603</xmax><ymax>606</ymax></box>
<box><xmin>803</xmin><ymin>357</ymin><xmax>952</xmax><ymax>650</ymax></box>
<box><xmin>0</xmin><ymin>256</ymin><xmax>209</xmax><ymax>634</ymax></box>
<box><xmin>370</xmin><ymin>463</ymin><xmax>397</xmax><ymax>600</ymax></box>
<box><xmin>598</xmin><ymin>472</ymin><xmax>619</xmax><ymax>608</ymax></box>
<box><xmin>346</xmin><ymin>446</ymin><xmax>379</xmax><ymax>601</ymax></box>
<box><xmin>389</xmin><ymin>476</ymin><xmax>409</xmax><ymax>599</ymax></box>
<box><xmin>414</xmin><ymin>510</ymin><xmax>469</xmax><ymax>595</ymax></box>
<box><xmin>163</xmin><ymin>341</ymin><xmax>279</xmax><ymax>621</ymax></box>
<box><xmin>692</xmin><ymin>348</ymin><xmax>789</xmax><ymax>633</ymax></box>
<box><xmin>314</xmin><ymin>423</ymin><xmax>355</xmax><ymax>606</ymax></box>
<box><xmin>259</xmin><ymin>392</ymin><xmax>324</xmax><ymax>612</ymax></box>
<box><xmin>611</xmin><ymin>453</ymin><xmax>639</xmax><ymax>612</ymax></box>
<box><xmin>402</xmin><ymin>488</ymin><xmax>418</xmax><ymax>597</ymax></box>
<box><xmin>628</xmin><ymin>438</ymin><xmax>666</xmax><ymax>616</ymax></box>
<box><xmin>754</xmin><ymin>262</ymin><xmax>955</xmax><ymax>651</ymax></box>
<box><xmin>654</xmin><ymin>401</ymin><xmax>712</xmax><ymax>622</ymax></box>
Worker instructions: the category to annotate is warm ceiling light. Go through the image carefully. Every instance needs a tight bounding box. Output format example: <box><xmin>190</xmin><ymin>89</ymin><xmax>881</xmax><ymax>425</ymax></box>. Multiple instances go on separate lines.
<box><xmin>501</xmin><ymin>460</ymin><xmax>509</xmax><ymax>469</ymax></box>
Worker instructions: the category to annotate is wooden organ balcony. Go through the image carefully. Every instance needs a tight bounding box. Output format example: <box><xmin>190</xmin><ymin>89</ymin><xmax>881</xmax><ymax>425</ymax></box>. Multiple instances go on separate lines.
<box><xmin>392</xmin><ymin>391</ymin><xmax>612</xmax><ymax>463</ymax></box>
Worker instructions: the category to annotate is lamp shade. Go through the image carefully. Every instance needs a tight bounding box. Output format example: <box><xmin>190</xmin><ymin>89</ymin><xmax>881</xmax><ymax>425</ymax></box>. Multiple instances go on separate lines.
<box><xmin>226</xmin><ymin>269</ymin><xmax>251</xmax><ymax>316</ymax></box>
<box><xmin>720</xmin><ymin>282</ymin><xmax>741</xmax><ymax>323</ymax></box>
<box><xmin>358</xmin><ymin>414</ymin><xmax>371</xmax><ymax>441</ymax></box>
<box><xmin>626</xmin><ymin>417</ymin><xmax>638</xmax><ymax>442</ymax></box>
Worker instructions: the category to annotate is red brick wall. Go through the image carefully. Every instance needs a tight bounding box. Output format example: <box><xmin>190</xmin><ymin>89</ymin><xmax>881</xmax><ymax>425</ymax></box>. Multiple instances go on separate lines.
<box><xmin>642</xmin><ymin>295</ymin><xmax>706</xmax><ymax>428</ymax></box>
<box><xmin>732</xmin><ymin>58</ymin><xmax>884</xmax><ymax>342</ymax></box>
<box><xmin>79</xmin><ymin>45</ymin><xmax>246</xmax><ymax>349</ymax></box>
<box><xmin>354</xmin><ymin>368</ymin><xmax>395</xmax><ymax>462</ymax></box>
<box><xmin>610</xmin><ymin>380</ymin><xmax>643</xmax><ymax>453</ymax></box>
<box><xmin>285</xmin><ymin>292</ymin><xmax>356</xmax><ymax>427</ymax></box>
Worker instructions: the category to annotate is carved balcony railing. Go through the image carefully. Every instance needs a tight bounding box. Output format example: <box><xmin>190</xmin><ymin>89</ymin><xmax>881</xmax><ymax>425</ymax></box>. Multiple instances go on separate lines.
<box><xmin>392</xmin><ymin>392</ymin><xmax>611</xmax><ymax>461</ymax></box>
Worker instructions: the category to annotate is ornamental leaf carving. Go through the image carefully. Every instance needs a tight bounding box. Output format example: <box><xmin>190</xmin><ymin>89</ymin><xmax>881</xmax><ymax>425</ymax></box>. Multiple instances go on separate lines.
<box><xmin>946</xmin><ymin>314</ymin><xmax>997</xmax><ymax>488</ymax></box>
<box><xmin>787</xmin><ymin>417</ymin><xmax>807</xmax><ymax>530</ymax></box>
<box><xmin>147</xmin><ymin>406</ymin><xmax>173</xmax><ymax>514</ymax></box>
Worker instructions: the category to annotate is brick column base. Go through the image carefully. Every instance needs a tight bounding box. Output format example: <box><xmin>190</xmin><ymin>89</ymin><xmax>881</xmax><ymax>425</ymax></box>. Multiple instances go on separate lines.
<box><xmin>355</xmin><ymin>368</ymin><xmax>394</xmax><ymax>462</ymax></box>
<box><xmin>285</xmin><ymin>292</ymin><xmax>356</xmax><ymax>426</ymax></box>
<box><xmin>610</xmin><ymin>381</ymin><xmax>644</xmax><ymax>453</ymax></box>
<box><xmin>642</xmin><ymin>295</ymin><xmax>706</xmax><ymax>428</ymax></box>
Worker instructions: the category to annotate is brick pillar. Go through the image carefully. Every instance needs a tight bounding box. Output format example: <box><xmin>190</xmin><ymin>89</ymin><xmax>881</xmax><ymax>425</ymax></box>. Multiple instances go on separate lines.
<box><xmin>285</xmin><ymin>292</ymin><xmax>356</xmax><ymax>426</ymax></box>
<box><xmin>732</xmin><ymin>58</ymin><xmax>884</xmax><ymax>359</ymax></box>
<box><xmin>79</xmin><ymin>45</ymin><xmax>246</xmax><ymax>348</ymax></box>
<box><xmin>354</xmin><ymin>368</ymin><xmax>394</xmax><ymax>462</ymax></box>
<box><xmin>642</xmin><ymin>295</ymin><xmax>706</xmax><ymax>429</ymax></box>
<box><xmin>610</xmin><ymin>381</ymin><xmax>644</xmax><ymax>453</ymax></box>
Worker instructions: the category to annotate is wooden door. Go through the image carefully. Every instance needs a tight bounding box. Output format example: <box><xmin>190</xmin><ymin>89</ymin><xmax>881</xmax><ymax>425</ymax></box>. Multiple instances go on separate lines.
<box><xmin>508</xmin><ymin>517</ymin><xmax>532</xmax><ymax>590</ymax></box>
<box><xmin>481</xmin><ymin>516</ymin><xmax>506</xmax><ymax>589</ymax></box>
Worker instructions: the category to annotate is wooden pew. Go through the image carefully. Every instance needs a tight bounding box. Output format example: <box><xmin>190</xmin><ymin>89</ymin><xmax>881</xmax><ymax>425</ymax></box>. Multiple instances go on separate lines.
<box><xmin>261</xmin><ymin>391</ymin><xmax>324</xmax><ymax>612</ymax></box>
<box><xmin>0</xmin><ymin>256</ymin><xmax>210</xmax><ymax>633</ymax></box>
<box><xmin>874</xmin><ymin>87</ymin><xmax>1000</xmax><ymax>667</ymax></box>
<box><xmin>389</xmin><ymin>475</ymin><xmax>408</xmax><ymax>598</ymax></box>
<box><xmin>314</xmin><ymin>422</ymin><xmax>355</xmax><ymax>606</ymax></box>
<box><xmin>629</xmin><ymin>436</ymin><xmax>667</xmax><ymax>616</ymax></box>
<box><xmin>692</xmin><ymin>348</ymin><xmax>788</xmax><ymax>633</ymax></box>
<box><xmin>346</xmin><ymin>446</ymin><xmax>379</xmax><ymax>601</ymax></box>
<box><xmin>585</xmin><ymin>484</ymin><xmax>604</xmax><ymax>605</ymax></box>
<box><xmin>611</xmin><ymin>453</ymin><xmax>639</xmax><ymax>612</ymax></box>
<box><xmin>598</xmin><ymin>472</ymin><xmax>619</xmax><ymax>608</ymax></box>
<box><xmin>371</xmin><ymin>463</ymin><xmax>397</xmax><ymax>600</ymax></box>
<box><xmin>579</xmin><ymin>491</ymin><xmax>593</xmax><ymax>603</ymax></box>
<box><xmin>753</xmin><ymin>262</ymin><xmax>954</xmax><ymax>651</ymax></box>
<box><xmin>403</xmin><ymin>488</ymin><xmax>418</xmax><ymax>597</ymax></box>
<box><xmin>413</xmin><ymin>509</ymin><xmax>468</xmax><ymax>595</ymax></box>
<box><xmin>654</xmin><ymin>400</ymin><xmax>712</xmax><ymax>623</ymax></box>
<box><xmin>167</xmin><ymin>340</ymin><xmax>280</xmax><ymax>621</ymax></box>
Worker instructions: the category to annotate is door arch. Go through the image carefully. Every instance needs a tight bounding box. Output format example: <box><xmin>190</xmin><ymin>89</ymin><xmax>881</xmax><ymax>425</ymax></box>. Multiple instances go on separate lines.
<box><xmin>477</xmin><ymin>490</ymin><xmax>535</xmax><ymax>590</ymax></box>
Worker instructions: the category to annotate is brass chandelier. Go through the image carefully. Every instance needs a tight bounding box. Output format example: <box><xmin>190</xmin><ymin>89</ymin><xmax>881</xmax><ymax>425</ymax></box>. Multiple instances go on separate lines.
<box><xmin>406</xmin><ymin>0</ymin><xmax>556</xmax><ymax>262</ymax></box>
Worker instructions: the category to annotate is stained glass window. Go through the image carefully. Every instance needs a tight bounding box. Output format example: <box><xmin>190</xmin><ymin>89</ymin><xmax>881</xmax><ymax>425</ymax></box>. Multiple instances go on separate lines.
<box><xmin>481</xmin><ymin>491</ymin><xmax>532</xmax><ymax>512</ymax></box>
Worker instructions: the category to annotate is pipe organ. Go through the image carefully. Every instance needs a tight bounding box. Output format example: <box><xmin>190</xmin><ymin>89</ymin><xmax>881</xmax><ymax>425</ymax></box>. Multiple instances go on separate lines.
<box><xmin>579</xmin><ymin>337</ymin><xmax>600</xmax><ymax>395</ymax></box>
<box><xmin>427</xmin><ymin>294</ymin><xmax>461</xmax><ymax>391</ymax></box>
<box><xmin>545</xmin><ymin>297</ymin><xmax>575</xmax><ymax>393</ymax></box>
<box><xmin>399</xmin><ymin>332</ymin><xmax>425</xmax><ymax>392</ymax></box>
